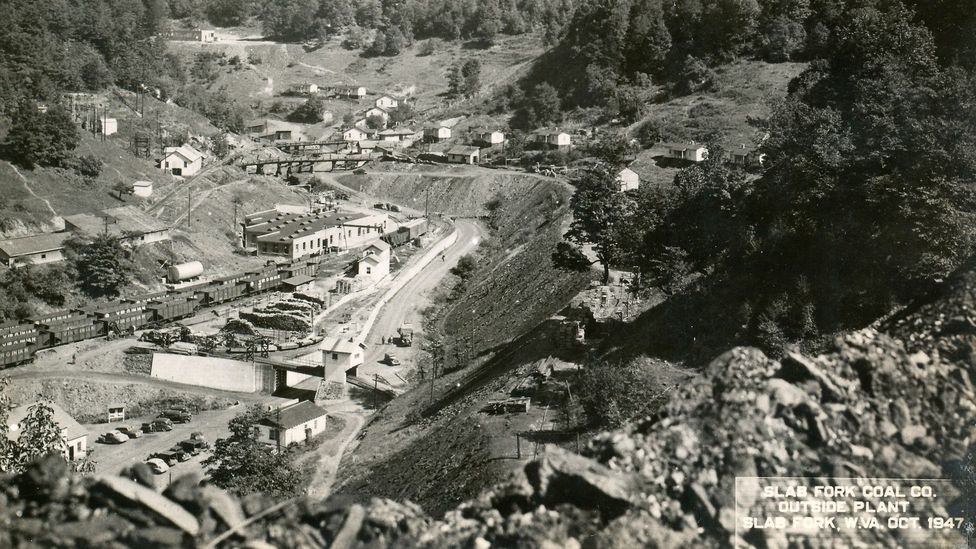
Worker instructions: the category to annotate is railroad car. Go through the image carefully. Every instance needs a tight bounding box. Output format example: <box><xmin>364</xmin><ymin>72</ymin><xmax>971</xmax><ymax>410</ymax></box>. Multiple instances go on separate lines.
<box><xmin>87</xmin><ymin>302</ymin><xmax>152</xmax><ymax>333</ymax></box>
<box><xmin>0</xmin><ymin>341</ymin><xmax>35</xmax><ymax>368</ymax></box>
<box><xmin>38</xmin><ymin>315</ymin><xmax>102</xmax><ymax>346</ymax></box>
<box><xmin>146</xmin><ymin>295</ymin><xmax>200</xmax><ymax>323</ymax></box>
<box><xmin>200</xmin><ymin>281</ymin><xmax>247</xmax><ymax>305</ymax></box>
<box><xmin>247</xmin><ymin>268</ymin><xmax>283</xmax><ymax>293</ymax></box>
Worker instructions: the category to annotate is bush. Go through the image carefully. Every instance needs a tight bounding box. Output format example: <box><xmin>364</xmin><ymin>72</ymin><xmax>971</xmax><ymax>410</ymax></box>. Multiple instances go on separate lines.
<box><xmin>575</xmin><ymin>357</ymin><xmax>671</xmax><ymax>428</ymax></box>
<box><xmin>74</xmin><ymin>154</ymin><xmax>103</xmax><ymax>179</ymax></box>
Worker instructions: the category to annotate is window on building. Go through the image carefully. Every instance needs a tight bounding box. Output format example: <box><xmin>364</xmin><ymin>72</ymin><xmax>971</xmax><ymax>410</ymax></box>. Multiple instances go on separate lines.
<box><xmin>357</xmin><ymin>227</ymin><xmax>362</xmax><ymax>236</ymax></box>
<box><xmin>268</xmin><ymin>428</ymin><xmax>278</xmax><ymax>441</ymax></box>
<box><xmin>366</xmin><ymin>267</ymin><xmax>371</xmax><ymax>274</ymax></box>
<box><xmin>40</xmin><ymin>254</ymin><xmax>46</xmax><ymax>259</ymax></box>
<box><xmin>332</xmin><ymin>353</ymin><xmax>338</xmax><ymax>360</ymax></box>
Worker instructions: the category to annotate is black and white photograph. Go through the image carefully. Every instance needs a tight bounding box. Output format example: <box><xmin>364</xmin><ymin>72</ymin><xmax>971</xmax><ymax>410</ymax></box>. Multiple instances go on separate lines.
<box><xmin>0</xmin><ymin>0</ymin><xmax>974</xmax><ymax>547</ymax></box>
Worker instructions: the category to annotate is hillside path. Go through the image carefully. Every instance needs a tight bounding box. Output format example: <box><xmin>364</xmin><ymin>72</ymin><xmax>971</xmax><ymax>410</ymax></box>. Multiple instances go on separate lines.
<box><xmin>306</xmin><ymin>411</ymin><xmax>365</xmax><ymax>499</ymax></box>
<box><xmin>4</xmin><ymin>161</ymin><xmax>58</xmax><ymax>217</ymax></box>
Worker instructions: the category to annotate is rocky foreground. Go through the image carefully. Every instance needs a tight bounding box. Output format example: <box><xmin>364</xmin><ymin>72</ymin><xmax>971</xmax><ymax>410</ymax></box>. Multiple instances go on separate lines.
<box><xmin>4</xmin><ymin>272</ymin><xmax>976</xmax><ymax>547</ymax></box>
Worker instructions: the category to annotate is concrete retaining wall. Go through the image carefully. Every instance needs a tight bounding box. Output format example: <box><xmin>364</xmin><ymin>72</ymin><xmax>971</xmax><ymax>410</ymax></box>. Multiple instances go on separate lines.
<box><xmin>151</xmin><ymin>353</ymin><xmax>270</xmax><ymax>393</ymax></box>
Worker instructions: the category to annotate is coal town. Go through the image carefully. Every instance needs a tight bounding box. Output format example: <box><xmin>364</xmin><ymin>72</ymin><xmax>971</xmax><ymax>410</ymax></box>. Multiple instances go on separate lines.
<box><xmin>0</xmin><ymin>1</ymin><xmax>975</xmax><ymax>548</ymax></box>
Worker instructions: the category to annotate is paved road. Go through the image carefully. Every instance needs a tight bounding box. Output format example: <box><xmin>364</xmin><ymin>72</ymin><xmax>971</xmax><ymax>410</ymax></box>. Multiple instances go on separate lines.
<box><xmin>357</xmin><ymin>219</ymin><xmax>486</xmax><ymax>381</ymax></box>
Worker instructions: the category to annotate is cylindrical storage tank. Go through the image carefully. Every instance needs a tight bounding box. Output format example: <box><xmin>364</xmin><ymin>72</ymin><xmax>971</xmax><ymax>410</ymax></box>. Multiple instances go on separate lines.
<box><xmin>168</xmin><ymin>261</ymin><xmax>204</xmax><ymax>282</ymax></box>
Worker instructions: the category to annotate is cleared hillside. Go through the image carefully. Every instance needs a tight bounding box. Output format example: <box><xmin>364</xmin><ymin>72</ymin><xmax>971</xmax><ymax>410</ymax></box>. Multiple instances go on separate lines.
<box><xmin>333</xmin><ymin>170</ymin><xmax>593</xmax><ymax>516</ymax></box>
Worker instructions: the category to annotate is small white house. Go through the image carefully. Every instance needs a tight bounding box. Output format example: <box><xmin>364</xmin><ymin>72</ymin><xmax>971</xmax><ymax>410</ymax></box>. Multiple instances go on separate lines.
<box><xmin>343</xmin><ymin>127</ymin><xmax>369</xmax><ymax>142</ymax></box>
<box><xmin>364</xmin><ymin>107</ymin><xmax>390</xmax><ymax>124</ymax></box>
<box><xmin>375</xmin><ymin>95</ymin><xmax>399</xmax><ymax>110</ymax></box>
<box><xmin>378</xmin><ymin>128</ymin><xmax>416</xmax><ymax>143</ymax></box>
<box><xmin>255</xmin><ymin>401</ymin><xmax>328</xmax><ymax>448</ymax></box>
<box><xmin>97</xmin><ymin>118</ymin><xmax>117</xmax><ymax>136</ymax></box>
<box><xmin>616</xmin><ymin>167</ymin><xmax>639</xmax><ymax>192</ymax></box>
<box><xmin>729</xmin><ymin>144</ymin><xmax>765</xmax><ymax>167</ymax></box>
<box><xmin>333</xmin><ymin>85</ymin><xmax>367</xmax><ymax>98</ymax></box>
<box><xmin>295</xmin><ymin>82</ymin><xmax>319</xmax><ymax>95</ymax></box>
<box><xmin>475</xmin><ymin>129</ymin><xmax>505</xmax><ymax>146</ymax></box>
<box><xmin>322</xmin><ymin>337</ymin><xmax>365</xmax><ymax>378</ymax></box>
<box><xmin>160</xmin><ymin>144</ymin><xmax>204</xmax><ymax>176</ymax></box>
<box><xmin>357</xmin><ymin>240</ymin><xmax>391</xmax><ymax>280</ymax></box>
<box><xmin>534</xmin><ymin>130</ymin><xmax>572</xmax><ymax>149</ymax></box>
<box><xmin>447</xmin><ymin>145</ymin><xmax>480</xmax><ymax>164</ymax></box>
<box><xmin>7</xmin><ymin>402</ymin><xmax>88</xmax><ymax>461</ymax></box>
<box><xmin>424</xmin><ymin>126</ymin><xmax>451</xmax><ymax>142</ymax></box>
<box><xmin>131</xmin><ymin>180</ymin><xmax>153</xmax><ymax>198</ymax></box>
<box><xmin>661</xmin><ymin>142</ymin><xmax>708</xmax><ymax>162</ymax></box>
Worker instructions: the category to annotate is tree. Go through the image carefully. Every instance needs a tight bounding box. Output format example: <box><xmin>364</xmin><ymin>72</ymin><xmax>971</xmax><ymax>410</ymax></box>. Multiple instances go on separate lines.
<box><xmin>474</xmin><ymin>0</ymin><xmax>502</xmax><ymax>44</ymax></box>
<box><xmin>288</xmin><ymin>96</ymin><xmax>327</xmax><ymax>123</ymax></box>
<box><xmin>517</xmin><ymin>82</ymin><xmax>560</xmax><ymax>129</ymax></box>
<box><xmin>75</xmin><ymin>154</ymin><xmax>103</xmax><ymax>179</ymax></box>
<box><xmin>203</xmin><ymin>405</ymin><xmax>305</xmax><ymax>500</ymax></box>
<box><xmin>559</xmin><ymin>166</ymin><xmax>636</xmax><ymax>282</ymax></box>
<box><xmin>0</xmin><ymin>379</ymin><xmax>68</xmax><ymax>474</ymax></box>
<box><xmin>113</xmin><ymin>181</ymin><xmax>132</xmax><ymax>200</ymax></box>
<box><xmin>68</xmin><ymin>234</ymin><xmax>132</xmax><ymax>298</ymax></box>
<box><xmin>365</xmin><ymin>113</ymin><xmax>385</xmax><ymax>129</ymax></box>
<box><xmin>206</xmin><ymin>0</ymin><xmax>252</xmax><ymax>26</ymax></box>
<box><xmin>260</xmin><ymin>0</ymin><xmax>323</xmax><ymax>42</ymax></box>
<box><xmin>448</xmin><ymin>59</ymin><xmax>482</xmax><ymax>97</ymax></box>
<box><xmin>6</xmin><ymin>103</ymin><xmax>79</xmax><ymax>168</ymax></box>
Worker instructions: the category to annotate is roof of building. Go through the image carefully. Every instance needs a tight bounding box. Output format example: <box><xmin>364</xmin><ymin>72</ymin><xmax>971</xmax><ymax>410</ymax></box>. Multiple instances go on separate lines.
<box><xmin>323</xmin><ymin>337</ymin><xmax>365</xmax><ymax>355</ymax></box>
<box><xmin>365</xmin><ymin>240</ymin><xmax>391</xmax><ymax>253</ymax></box>
<box><xmin>64</xmin><ymin>206</ymin><xmax>169</xmax><ymax>238</ymax></box>
<box><xmin>731</xmin><ymin>144</ymin><xmax>760</xmax><ymax>155</ymax></box>
<box><xmin>258</xmin><ymin>401</ymin><xmax>327</xmax><ymax>430</ymax></box>
<box><xmin>281</xmin><ymin>274</ymin><xmax>315</xmax><ymax>287</ymax></box>
<box><xmin>7</xmin><ymin>401</ymin><xmax>87</xmax><ymax>442</ymax></box>
<box><xmin>366</xmin><ymin>106</ymin><xmax>390</xmax><ymax>114</ymax></box>
<box><xmin>131</xmin><ymin>180</ymin><xmax>153</xmax><ymax>187</ymax></box>
<box><xmin>358</xmin><ymin>140</ymin><xmax>379</xmax><ymax>149</ymax></box>
<box><xmin>0</xmin><ymin>232</ymin><xmax>70</xmax><ymax>258</ymax></box>
<box><xmin>332</xmin><ymin>84</ymin><xmax>365</xmax><ymax>90</ymax></box>
<box><xmin>162</xmin><ymin>144</ymin><xmax>204</xmax><ymax>163</ymax></box>
<box><xmin>425</xmin><ymin>125</ymin><xmax>450</xmax><ymax>131</ymax></box>
<box><xmin>660</xmin><ymin>142</ymin><xmax>707</xmax><ymax>151</ymax></box>
<box><xmin>244</xmin><ymin>210</ymin><xmax>370</xmax><ymax>243</ymax></box>
<box><xmin>533</xmin><ymin>129</ymin><xmax>568</xmax><ymax>136</ymax></box>
<box><xmin>448</xmin><ymin>145</ymin><xmax>481</xmax><ymax>156</ymax></box>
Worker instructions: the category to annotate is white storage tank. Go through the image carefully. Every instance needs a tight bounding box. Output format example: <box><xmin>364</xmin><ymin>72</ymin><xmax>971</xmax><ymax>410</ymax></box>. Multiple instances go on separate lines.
<box><xmin>167</xmin><ymin>261</ymin><xmax>204</xmax><ymax>282</ymax></box>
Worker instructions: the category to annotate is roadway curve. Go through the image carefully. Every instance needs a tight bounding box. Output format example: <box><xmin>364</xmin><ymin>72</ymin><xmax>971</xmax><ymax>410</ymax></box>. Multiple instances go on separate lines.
<box><xmin>360</xmin><ymin>219</ymin><xmax>487</xmax><ymax>374</ymax></box>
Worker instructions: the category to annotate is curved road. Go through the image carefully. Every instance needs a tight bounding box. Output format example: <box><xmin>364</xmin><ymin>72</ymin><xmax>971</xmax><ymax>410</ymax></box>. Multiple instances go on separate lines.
<box><xmin>360</xmin><ymin>219</ymin><xmax>486</xmax><ymax>374</ymax></box>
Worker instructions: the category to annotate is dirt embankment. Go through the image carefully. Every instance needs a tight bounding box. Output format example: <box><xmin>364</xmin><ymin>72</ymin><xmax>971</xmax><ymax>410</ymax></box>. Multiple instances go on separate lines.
<box><xmin>333</xmin><ymin>171</ymin><xmax>594</xmax><ymax>516</ymax></box>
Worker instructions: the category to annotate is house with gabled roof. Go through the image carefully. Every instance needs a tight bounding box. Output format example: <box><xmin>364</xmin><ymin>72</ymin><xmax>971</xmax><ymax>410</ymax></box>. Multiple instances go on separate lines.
<box><xmin>375</xmin><ymin>95</ymin><xmax>399</xmax><ymax>110</ymax></box>
<box><xmin>0</xmin><ymin>233</ymin><xmax>71</xmax><ymax>268</ymax></box>
<box><xmin>255</xmin><ymin>401</ymin><xmax>328</xmax><ymax>447</ymax></box>
<box><xmin>660</xmin><ymin>141</ymin><xmax>708</xmax><ymax>162</ymax></box>
<box><xmin>447</xmin><ymin>145</ymin><xmax>481</xmax><ymax>164</ymax></box>
<box><xmin>7</xmin><ymin>401</ymin><xmax>88</xmax><ymax>461</ymax></box>
<box><xmin>159</xmin><ymin>144</ymin><xmax>204</xmax><ymax>176</ymax></box>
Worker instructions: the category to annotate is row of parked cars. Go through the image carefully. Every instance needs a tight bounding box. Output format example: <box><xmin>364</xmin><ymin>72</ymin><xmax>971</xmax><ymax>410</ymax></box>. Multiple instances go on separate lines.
<box><xmin>95</xmin><ymin>406</ymin><xmax>205</xmax><ymax>475</ymax></box>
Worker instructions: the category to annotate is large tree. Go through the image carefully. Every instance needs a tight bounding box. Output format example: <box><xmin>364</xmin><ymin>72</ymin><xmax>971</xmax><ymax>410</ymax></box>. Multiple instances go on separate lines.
<box><xmin>203</xmin><ymin>405</ymin><xmax>305</xmax><ymax>500</ymax></box>
<box><xmin>6</xmin><ymin>103</ymin><xmax>79</xmax><ymax>168</ymax></box>
<box><xmin>556</xmin><ymin>166</ymin><xmax>637</xmax><ymax>282</ymax></box>
<box><xmin>68</xmin><ymin>235</ymin><xmax>133</xmax><ymax>298</ymax></box>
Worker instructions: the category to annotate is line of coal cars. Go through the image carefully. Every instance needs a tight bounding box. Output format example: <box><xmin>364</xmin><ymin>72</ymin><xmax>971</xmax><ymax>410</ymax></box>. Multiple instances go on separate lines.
<box><xmin>0</xmin><ymin>257</ymin><xmax>319</xmax><ymax>369</ymax></box>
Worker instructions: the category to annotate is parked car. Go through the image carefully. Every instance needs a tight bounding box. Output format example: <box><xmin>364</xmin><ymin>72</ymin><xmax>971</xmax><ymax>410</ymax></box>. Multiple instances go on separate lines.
<box><xmin>169</xmin><ymin>404</ymin><xmax>191</xmax><ymax>414</ymax></box>
<box><xmin>178</xmin><ymin>439</ymin><xmax>208</xmax><ymax>456</ymax></box>
<box><xmin>115</xmin><ymin>425</ymin><xmax>142</xmax><ymax>439</ymax></box>
<box><xmin>146</xmin><ymin>458</ymin><xmax>169</xmax><ymax>475</ymax></box>
<box><xmin>168</xmin><ymin>447</ymin><xmax>191</xmax><ymax>462</ymax></box>
<box><xmin>142</xmin><ymin>418</ymin><xmax>174</xmax><ymax>433</ymax></box>
<box><xmin>97</xmin><ymin>431</ymin><xmax>129</xmax><ymax>444</ymax></box>
<box><xmin>159</xmin><ymin>409</ymin><xmax>191</xmax><ymax>423</ymax></box>
<box><xmin>150</xmin><ymin>451</ymin><xmax>180</xmax><ymax>467</ymax></box>
<box><xmin>383</xmin><ymin>353</ymin><xmax>400</xmax><ymax>366</ymax></box>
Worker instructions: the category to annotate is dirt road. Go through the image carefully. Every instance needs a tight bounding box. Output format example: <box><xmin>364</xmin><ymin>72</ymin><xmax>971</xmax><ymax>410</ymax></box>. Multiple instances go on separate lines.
<box><xmin>357</xmin><ymin>219</ymin><xmax>487</xmax><ymax>381</ymax></box>
<box><xmin>305</xmin><ymin>410</ymin><xmax>364</xmax><ymax>498</ymax></box>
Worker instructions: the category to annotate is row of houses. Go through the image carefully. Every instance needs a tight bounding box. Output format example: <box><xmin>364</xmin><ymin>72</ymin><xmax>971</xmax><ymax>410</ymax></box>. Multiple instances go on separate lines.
<box><xmin>0</xmin><ymin>206</ymin><xmax>172</xmax><ymax>268</ymax></box>
<box><xmin>657</xmin><ymin>142</ymin><xmax>765</xmax><ymax>166</ymax></box>
<box><xmin>242</xmin><ymin>209</ymin><xmax>391</xmax><ymax>260</ymax></box>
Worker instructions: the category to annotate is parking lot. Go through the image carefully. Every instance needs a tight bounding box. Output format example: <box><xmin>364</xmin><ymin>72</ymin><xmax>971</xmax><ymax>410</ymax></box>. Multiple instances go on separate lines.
<box><xmin>85</xmin><ymin>406</ymin><xmax>248</xmax><ymax>488</ymax></box>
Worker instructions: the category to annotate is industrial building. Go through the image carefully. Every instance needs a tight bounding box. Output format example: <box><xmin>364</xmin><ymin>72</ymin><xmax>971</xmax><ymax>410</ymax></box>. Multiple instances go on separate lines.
<box><xmin>64</xmin><ymin>206</ymin><xmax>171</xmax><ymax>247</ymax></box>
<box><xmin>0</xmin><ymin>233</ymin><xmax>71</xmax><ymax>268</ymax></box>
<box><xmin>243</xmin><ymin>209</ymin><xmax>391</xmax><ymax>259</ymax></box>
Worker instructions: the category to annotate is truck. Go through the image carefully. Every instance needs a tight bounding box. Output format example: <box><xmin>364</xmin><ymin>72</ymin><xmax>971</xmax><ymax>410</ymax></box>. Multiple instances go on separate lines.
<box><xmin>397</xmin><ymin>324</ymin><xmax>414</xmax><ymax>347</ymax></box>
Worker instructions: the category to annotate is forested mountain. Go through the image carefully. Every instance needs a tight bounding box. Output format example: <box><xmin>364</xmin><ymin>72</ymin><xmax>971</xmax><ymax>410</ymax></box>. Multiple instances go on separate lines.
<box><xmin>549</xmin><ymin>0</ymin><xmax>976</xmax><ymax>359</ymax></box>
<box><xmin>524</xmin><ymin>0</ymin><xmax>976</xmax><ymax>112</ymax></box>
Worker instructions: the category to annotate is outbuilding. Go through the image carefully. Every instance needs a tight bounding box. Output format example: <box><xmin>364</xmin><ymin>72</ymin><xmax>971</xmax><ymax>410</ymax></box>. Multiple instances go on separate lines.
<box><xmin>159</xmin><ymin>144</ymin><xmax>204</xmax><ymax>176</ymax></box>
<box><xmin>447</xmin><ymin>145</ymin><xmax>481</xmax><ymax>165</ymax></box>
<box><xmin>131</xmin><ymin>180</ymin><xmax>153</xmax><ymax>198</ymax></box>
<box><xmin>6</xmin><ymin>401</ymin><xmax>88</xmax><ymax>461</ymax></box>
<box><xmin>616</xmin><ymin>167</ymin><xmax>640</xmax><ymax>192</ymax></box>
<box><xmin>0</xmin><ymin>233</ymin><xmax>70</xmax><ymax>268</ymax></box>
<box><xmin>424</xmin><ymin>126</ymin><xmax>451</xmax><ymax>142</ymax></box>
<box><xmin>255</xmin><ymin>401</ymin><xmax>328</xmax><ymax>448</ymax></box>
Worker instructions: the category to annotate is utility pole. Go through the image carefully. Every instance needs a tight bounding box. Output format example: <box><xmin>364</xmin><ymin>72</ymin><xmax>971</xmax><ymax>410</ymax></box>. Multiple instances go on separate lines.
<box><xmin>187</xmin><ymin>185</ymin><xmax>192</xmax><ymax>229</ymax></box>
<box><xmin>425</xmin><ymin>185</ymin><xmax>430</xmax><ymax>219</ymax></box>
<box><xmin>373</xmin><ymin>373</ymin><xmax>379</xmax><ymax>409</ymax></box>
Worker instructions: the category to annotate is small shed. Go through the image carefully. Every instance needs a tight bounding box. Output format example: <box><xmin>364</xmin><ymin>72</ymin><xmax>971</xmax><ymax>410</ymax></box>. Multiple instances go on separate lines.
<box><xmin>98</xmin><ymin>118</ymin><xmax>118</xmax><ymax>136</ymax></box>
<box><xmin>282</xmin><ymin>274</ymin><xmax>316</xmax><ymax>292</ymax></box>
<box><xmin>616</xmin><ymin>167</ymin><xmax>639</xmax><ymax>192</ymax></box>
<box><xmin>447</xmin><ymin>145</ymin><xmax>481</xmax><ymax>165</ymax></box>
<box><xmin>131</xmin><ymin>180</ymin><xmax>153</xmax><ymax>198</ymax></box>
<box><xmin>424</xmin><ymin>126</ymin><xmax>451</xmax><ymax>142</ymax></box>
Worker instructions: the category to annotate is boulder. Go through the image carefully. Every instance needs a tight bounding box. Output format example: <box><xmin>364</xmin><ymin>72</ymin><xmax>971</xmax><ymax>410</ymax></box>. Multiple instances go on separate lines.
<box><xmin>525</xmin><ymin>447</ymin><xmax>639</xmax><ymax>520</ymax></box>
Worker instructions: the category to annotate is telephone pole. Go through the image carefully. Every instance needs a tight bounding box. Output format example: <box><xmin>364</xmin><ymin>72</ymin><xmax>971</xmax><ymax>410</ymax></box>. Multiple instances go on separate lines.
<box><xmin>187</xmin><ymin>185</ymin><xmax>192</xmax><ymax>229</ymax></box>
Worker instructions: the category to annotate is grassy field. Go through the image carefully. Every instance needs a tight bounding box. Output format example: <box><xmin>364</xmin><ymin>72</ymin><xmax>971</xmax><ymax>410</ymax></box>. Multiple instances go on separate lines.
<box><xmin>627</xmin><ymin>60</ymin><xmax>806</xmax><ymax>188</ymax></box>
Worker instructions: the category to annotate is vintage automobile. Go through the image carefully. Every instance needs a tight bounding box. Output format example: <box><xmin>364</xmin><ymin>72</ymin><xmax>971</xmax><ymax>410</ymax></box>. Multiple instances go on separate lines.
<box><xmin>115</xmin><ymin>425</ymin><xmax>142</xmax><ymax>439</ymax></box>
<box><xmin>145</xmin><ymin>458</ymin><xmax>169</xmax><ymax>475</ymax></box>
<box><xmin>97</xmin><ymin>431</ymin><xmax>129</xmax><ymax>444</ymax></box>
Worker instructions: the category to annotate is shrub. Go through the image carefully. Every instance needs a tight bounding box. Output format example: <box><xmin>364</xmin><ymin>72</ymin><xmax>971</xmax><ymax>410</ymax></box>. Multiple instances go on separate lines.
<box><xmin>74</xmin><ymin>154</ymin><xmax>103</xmax><ymax>179</ymax></box>
<box><xmin>575</xmin><ymin>357</ymin><xmax>672</xmax><ymax>428</ymax></box>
